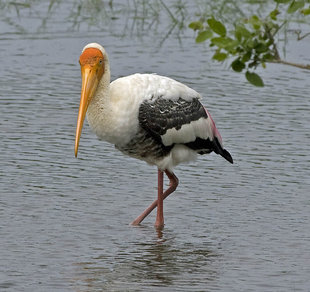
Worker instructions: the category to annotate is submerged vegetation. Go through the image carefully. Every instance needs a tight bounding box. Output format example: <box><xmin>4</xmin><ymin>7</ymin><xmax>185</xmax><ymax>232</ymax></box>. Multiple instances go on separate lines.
<box><xmin>1</xmin><ymin>0</ymin><xmax>309</xmax><ymax>86</ymax></box>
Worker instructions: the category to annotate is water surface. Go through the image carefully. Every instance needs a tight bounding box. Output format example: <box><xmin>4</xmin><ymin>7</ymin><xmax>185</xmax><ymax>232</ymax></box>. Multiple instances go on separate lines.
<box><xmin>0</xmin><ymin>1</ymin><xmax>310</xmax><ymax>291</ymax></box>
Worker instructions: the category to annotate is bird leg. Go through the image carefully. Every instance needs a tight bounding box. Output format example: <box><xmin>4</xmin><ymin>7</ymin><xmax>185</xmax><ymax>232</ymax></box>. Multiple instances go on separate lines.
<box><xmin>155</xmin><ymin>169</ymin><xmax>164</xmax><ymax>229</ymax></box>
<box><xmin>131</xmin><ymin>169</ymin><xmax>179</xmax><ymax>227</ymax></box>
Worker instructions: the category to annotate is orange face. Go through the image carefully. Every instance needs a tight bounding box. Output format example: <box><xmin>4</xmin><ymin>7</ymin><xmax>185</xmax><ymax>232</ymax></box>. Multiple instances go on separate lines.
<box><xmin>79</xmin><ymin>48</ymin><xmax>105</xmax><ymax>76</ymax></box>
<box><xmin>75</xmin><ymin>48</ymin><xmax>105</xmax><ymax>157</ymax></box>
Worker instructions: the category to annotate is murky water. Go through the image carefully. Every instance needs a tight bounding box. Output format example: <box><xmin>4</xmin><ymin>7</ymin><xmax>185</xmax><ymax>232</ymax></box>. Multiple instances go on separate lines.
<box><xmin>1</xmin><ymin>1</ymin><xmax>310</xmax><ymax>291</ymax></box>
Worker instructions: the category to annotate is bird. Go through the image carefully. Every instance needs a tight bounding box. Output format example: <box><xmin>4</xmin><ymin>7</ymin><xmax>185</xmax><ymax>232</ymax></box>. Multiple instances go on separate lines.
<box><xmin>74</xmin><ymin>42</ymin><xmax>233</xmax><ymax>229</ymax></box>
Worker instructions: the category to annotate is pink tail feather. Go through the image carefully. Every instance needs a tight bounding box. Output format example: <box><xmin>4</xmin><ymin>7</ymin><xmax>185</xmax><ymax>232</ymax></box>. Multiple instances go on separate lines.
<box><xmin>205</xmin><ymin>108</ymin><xmax>233</xmax><ymax>164</ymax></box>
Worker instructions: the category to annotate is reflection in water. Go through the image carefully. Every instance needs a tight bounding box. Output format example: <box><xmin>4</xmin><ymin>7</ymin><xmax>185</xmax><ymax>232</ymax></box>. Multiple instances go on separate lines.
<box><xmin>0</xmin><ymin>0</ymin><xmax>189</xmax><ymax>46</ymax></box>
<box><xmin>155</xmin><ymin>228</ymin><xmax>164</xmax><ymax>241</ymax></box>
<box><xmin>0</xmin><ymin>0</ymin><xmax>276</xmax><ymax>47</ymax></box>
<box><xmin>73</xmin><ymin>227</ymin><xmax>217</xmax><ymax>291</ymax></box>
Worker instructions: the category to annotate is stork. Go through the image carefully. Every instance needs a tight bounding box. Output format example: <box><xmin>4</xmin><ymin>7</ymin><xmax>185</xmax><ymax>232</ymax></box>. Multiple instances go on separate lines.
<box><xmin>75</xmin><ymin>43</ymin><xmax>233</xmax><ymax>229</ymax></box>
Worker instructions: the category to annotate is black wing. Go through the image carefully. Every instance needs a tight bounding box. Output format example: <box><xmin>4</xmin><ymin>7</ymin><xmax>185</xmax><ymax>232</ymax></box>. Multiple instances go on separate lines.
<box><xmin>138</xmin><ymin>96</ymin><xmax>233</xmax><ymax>163</ymax></box>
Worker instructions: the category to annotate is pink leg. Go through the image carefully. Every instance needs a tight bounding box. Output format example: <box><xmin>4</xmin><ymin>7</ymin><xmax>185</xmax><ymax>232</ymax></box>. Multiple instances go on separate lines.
<box><xmin>131</xmin><ymin>169</ymin><xmax>179</xmax><ymax>227</ymax></box>
<box><xmin>155</xmin><ymin>170</ymin><xmax>164</xmax><ymax>229</ymax></box>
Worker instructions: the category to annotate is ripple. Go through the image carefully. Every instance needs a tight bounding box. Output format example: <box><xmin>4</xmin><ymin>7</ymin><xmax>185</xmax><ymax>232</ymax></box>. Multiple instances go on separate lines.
<box><xmin>1</xmin><ymin>1</ymin><xmax>310</xmax><ymax>291</ymax></box>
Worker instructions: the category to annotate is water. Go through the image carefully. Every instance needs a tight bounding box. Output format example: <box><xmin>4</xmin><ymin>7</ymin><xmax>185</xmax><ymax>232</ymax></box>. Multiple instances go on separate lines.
<box><xmin>1</xmin><ymin>1</ymin><xmax>310</xmax><ymax>291</ymax></box>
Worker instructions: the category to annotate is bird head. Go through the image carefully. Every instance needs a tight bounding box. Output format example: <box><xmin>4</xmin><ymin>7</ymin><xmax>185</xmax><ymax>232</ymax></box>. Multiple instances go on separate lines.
<box><xmin>75</xmin><ymin>43</ymin><xmax>107</xmax><ymax>157</ymax></box>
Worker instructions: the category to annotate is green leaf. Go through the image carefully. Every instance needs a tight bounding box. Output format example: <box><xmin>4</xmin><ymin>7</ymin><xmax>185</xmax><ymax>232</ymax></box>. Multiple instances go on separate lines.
<box><xmin>196</xmin><ymin>30</ymin><xmax>213</xmax><ymax>43</ymax></box>
<box><xmin>210</xmin><ymin>37</ymin><xmax>238</xmax><ymax>54</ymax></box>
<box><xmin>274</xmin><ymin>0</ymin><xmax>291</xmax><ymax>3</ymax></box>
<box><xmin>301</xmin><ymin>7</ymin><xmax>310</xmax><ymax>14</ymax></box>
<box><xmin>287</xmin><ymin>0</ymin><xmax>305</xmax><ymax>13</ymax></box>
<box><xmin>235</xmin><ymin>24</ymin><xmax>252</xmax><ymax>40</ymax></box>
<box><xmin>249</xmin><ymin>15</ymin><xmax>262</xmax><ymax>30</ymax></box>
<box><xmin>231</xmin><ymin>58</ymin><xmax>245</xmax><ymax>72</ymax></box>
<box><xmin>262</xmin><ymin>53</ymin><xmax>275</xmax><ymax>61</ymax></box>
<box><xmin>254</xmin><ymin>42</ymin><xmax>268</xmax><ymax>53</ymax></box>
<box><xmin>213</xmin><ymin>51</ymin><xmax>228</xmax><ymax>61</ymax></box>
<box><xmin>211</xmin><ymin>36</ymin><xmax>233</xmax><ymax>48</ymax></box>
<box><xmin>245</xmin><ymin>71</ymin><xmax>264</xmax><ymax>87</ymax></box>
<box><xmin>241</xmin><ymin>51</ymin><xmax>252</xmax><ymax>63</ymax></box>
<box><xmin>207</xmin><ymin>17</ymin><xmax>226</xmax><ymax>37</ymax></box>
<box><xmin>235</xmin><ymin>30</ymin><xmax>242</xmax><ymax>42</ymax></box>
<box><xmin>269</xmin><ymin>9</ymin><xmax>280</xmax><ymax>20</ymax></box>
<box><xmin>189</xmin><ymin>21</ymin><xmax>204</xmax><ymax>31</ymax></box>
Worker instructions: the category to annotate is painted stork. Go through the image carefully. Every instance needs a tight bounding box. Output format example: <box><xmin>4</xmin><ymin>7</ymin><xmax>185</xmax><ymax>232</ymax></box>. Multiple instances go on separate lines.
<box><xmin>75</xmin><ymin>43</ymin><xmax>233</xmax><ymax>229</ymax></box>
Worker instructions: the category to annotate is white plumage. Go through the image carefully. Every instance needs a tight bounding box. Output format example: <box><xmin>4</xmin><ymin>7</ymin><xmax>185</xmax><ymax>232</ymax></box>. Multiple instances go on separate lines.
<box><xmin>75</xmin><ymin>43</ymin><xmax>233</xmax><ymax>229</ymax></box>
<box><xmin>87</xmin><ymin>73</ymin><xmax>217</xmax><ymax>170</ymax></box>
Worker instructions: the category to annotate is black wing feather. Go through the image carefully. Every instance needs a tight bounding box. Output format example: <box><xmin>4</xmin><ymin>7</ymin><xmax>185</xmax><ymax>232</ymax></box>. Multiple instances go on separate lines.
<box><xmin>138</xmin><ymin>96</ymin><xmax>233</xmax><ymax>164</ymax></box>
<box><xmin>138</xmin><ymin>97</ymin><xmax>207</xmax><ymax>139</ymax></box>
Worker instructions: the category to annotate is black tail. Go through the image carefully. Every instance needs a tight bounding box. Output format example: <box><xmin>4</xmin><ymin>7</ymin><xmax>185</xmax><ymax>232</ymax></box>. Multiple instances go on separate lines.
<box><xmin>214</xmin><ymin>137</ymin><xmax>233</xmax><ymax>164</ymax></box>
<box><xmin>220</xmin><ymin>148</ymin><xmax>233</xmax><ymax>164</ymax></box>
<box><xmin>185</xmin><ymin>137</ymin><xmax>233</xmax><ymax>164</ymax></box>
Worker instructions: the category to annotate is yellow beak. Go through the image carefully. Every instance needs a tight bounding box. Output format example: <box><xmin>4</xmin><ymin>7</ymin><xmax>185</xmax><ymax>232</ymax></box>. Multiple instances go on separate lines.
<box><xmin>74</xmin><ymin>65</ymin><xmax>100</xmax><ymax>157</ymax></box>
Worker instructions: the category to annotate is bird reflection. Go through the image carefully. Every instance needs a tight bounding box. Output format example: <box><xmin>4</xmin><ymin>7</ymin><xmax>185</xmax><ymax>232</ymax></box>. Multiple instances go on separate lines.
<box><xmin>72</xmin><ymin>228</ymin><xmax>218</xmax><ymax>291</ymax></box>
<box><xmin>156</xmin><ymin>228</ymin><xmax>164</xmax><ymax>241</ymax></box>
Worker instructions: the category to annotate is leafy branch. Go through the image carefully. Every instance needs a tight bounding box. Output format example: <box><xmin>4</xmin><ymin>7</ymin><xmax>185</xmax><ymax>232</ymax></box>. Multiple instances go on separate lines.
<box><xmin>189</xmin><ymin>0</ymin><xmax>310</xmax><ymax>86</ymax></box>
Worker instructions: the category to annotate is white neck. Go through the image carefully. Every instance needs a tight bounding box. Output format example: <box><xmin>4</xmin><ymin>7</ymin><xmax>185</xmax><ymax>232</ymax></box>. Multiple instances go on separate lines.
<box><xmin>91</xmin><ymin>63</ymin><xmax>111</xmax><ymax>107</ymax></box>
<box><xmin>86</xmin><ymin>63</ymin><xmax>115</xmax><ymax>142</ymax></box>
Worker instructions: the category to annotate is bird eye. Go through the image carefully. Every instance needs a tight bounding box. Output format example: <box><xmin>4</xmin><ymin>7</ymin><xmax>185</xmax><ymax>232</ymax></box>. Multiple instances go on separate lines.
<box><xmin>99</xmin><ymin>59</ymin><xmax>103</xmax><ymax>64</ymax></box>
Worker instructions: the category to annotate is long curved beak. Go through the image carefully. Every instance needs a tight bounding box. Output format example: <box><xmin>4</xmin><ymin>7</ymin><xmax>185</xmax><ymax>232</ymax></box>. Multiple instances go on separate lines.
<box><xmin>75</xmin><ymin>65</ymin><xmax>100</xmax><ymax>157</ymax></box>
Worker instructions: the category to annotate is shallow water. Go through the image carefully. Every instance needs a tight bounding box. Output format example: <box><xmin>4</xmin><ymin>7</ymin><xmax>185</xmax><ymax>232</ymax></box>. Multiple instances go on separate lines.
<box><xmin>1</xmin><ymin>1</ymin><xmax>310</xmax><ymax>291</ymax></box>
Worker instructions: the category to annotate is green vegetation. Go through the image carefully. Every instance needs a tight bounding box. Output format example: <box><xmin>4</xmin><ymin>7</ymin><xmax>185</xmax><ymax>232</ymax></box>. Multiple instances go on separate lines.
<box><xmin>189</xmin><ymin>0</ymin><xmax>310</xmax><ymax>86</ymax></box>
<box><xmin>1</xmin><ymin>0</ymin><xmax>309</xmax><ymax>86</ymax></box>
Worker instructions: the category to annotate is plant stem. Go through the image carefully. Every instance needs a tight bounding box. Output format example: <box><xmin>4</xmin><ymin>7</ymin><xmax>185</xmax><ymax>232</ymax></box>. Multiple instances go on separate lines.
<box><xmin>269</xmin><ymin>59</ymin><xmax>310</xmax><ymax>70</ymax></box>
